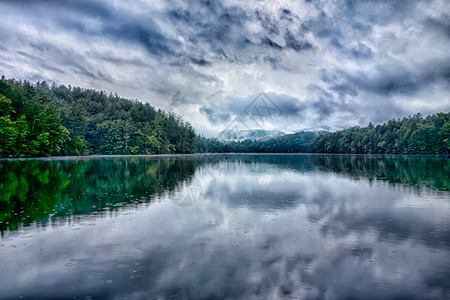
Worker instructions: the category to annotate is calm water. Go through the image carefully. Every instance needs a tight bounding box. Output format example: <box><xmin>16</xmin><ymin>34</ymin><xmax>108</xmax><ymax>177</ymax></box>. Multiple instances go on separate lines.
<box><xmin>0</xmin><ymin>154</ymin><xmax>449</xmax><ymax>300</ymax></box>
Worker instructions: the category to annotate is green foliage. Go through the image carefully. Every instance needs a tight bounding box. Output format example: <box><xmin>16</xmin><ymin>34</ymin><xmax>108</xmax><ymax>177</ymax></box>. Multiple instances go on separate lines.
<box><xmin>0</xmin><ymin>157</ymin><xmax>199</xmax><ymax>232</ymax></box>
<box><xmin>0</xmin><ymin>76</ymin><xmax>197</xmax><ymax>157</ymax></box>
<box><xmin>310</xmin><ymin>155</ymin><xmax>450</xmax><ymax>191</ymax></box>
<box><xmin>310</xmin><ymin>113</ymin><xmax>450</xmax><ymax>154</ymax></box>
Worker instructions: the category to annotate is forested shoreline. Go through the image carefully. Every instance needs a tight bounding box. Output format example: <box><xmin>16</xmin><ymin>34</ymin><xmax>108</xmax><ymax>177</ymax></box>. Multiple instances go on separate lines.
<box><xmin>0</xmin><ymin>77</ymin><xmax>196</xmax><ymax>157</ymax></box>
<box><xmin>196</xmin><ymin>113</ymin><xmax>449</xmax><ymax>155</ymax></box>
<box><xmin>310</xmin><ymin>113</ymin><xmax>449</xmax><ymax>154</ymax></box>
<box><xmin>195</xmin><ymin>112</ymin><xmax>449</xmax><ymax>155</ymax></box>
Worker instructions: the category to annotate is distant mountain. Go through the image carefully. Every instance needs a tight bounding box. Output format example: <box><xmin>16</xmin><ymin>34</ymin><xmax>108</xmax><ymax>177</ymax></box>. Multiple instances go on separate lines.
<box><xmin>218</xmin><ymin>129</ymin><xmax>291</xmax><ymax>141</ymax></box>
<box><xmin>197</xmin><ymin>130</ymin><xmax>328</xmax><ymax>153</ymax></box>
<box><xmin>218</xmin><ymin>127</ymin><xmax>334</xmax><ymax>141</ymax></box>
<box><xmin>296</xmin><ymin>125</ymin><xmax>336</xmax><ymax>132</ymax></box>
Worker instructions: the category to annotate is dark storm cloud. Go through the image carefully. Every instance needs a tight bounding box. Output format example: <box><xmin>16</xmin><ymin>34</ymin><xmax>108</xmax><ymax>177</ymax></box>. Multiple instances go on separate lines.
<box><xmin>316</xmin><ymin>70</ymin><xmax>409</xmax><ymax>124</ymax></box>
<box><xmin>199</xmin><ymin>93</ymin><xmax>308</xmax><ymax>129</ymax></box>
<box><xmin>425</xmin><ymin>14</ymin><xmax>450</xmax><ymax>38</ymax></box>
<box><xmin>350</xmin><ymin>43</ymin><xmax>373</xmax><ymax>59</ymax></box>
<box><xmin>189</xmin><ymin>57</ymin><xmax>213</xmax><ymax>67</ymax></box>
<box><xmin>8</xmin><ymin>0</ymin><xmax>113</xmax><ymax>18</ymax></box>
<box><xmin>88</xmin><ymin>52</ymin><xmax>152</xmax><ymax>68</ymax></box>
<box><xmin>266</xmin><ymin>94</ymin><xmax>307</xmax><ymax>117</ymax></box>
<box><xmin>16</xmin><ymin>50</ymin><xmax>65</xmax><ymax>75</ymax></box>
<box><xmin>353</xmin><ymin>66</ymin><xmax>450</xmax><ymax>96</ymax></box>
<box><xmin>3</xmin><ymin>0</ymin><xmax>177</xmax><ymax>57</ymax></box>
<box><xmin>165</xmin><ymin>0</ymin><xmax>315</xmax><ymax>64</ymax></box>
<box><xmin>199</xmin><ymin>106</ymin><xmax>231</xmax><ymax>125</ymax></box>
<box><xmin>224</xmin><ymin>93</ymin><xmax>308</xmax><ymax>119</ymax></box>
<box><xmin>166</xmin><ymin>1</ymin><xmax>249</xmax><ymax>59</ymax></box>
<box><xmin>103</xmin><ymin>21</ymin><xmax>177</xmax><ymax>57</ymax></box>
<box><xmin>307</xmin><ymin>0</ymin><xmax>450</xmax><ymax>96</ymax></box>
<box><xmin>302</xmin><ymin>12</ymin><xmax>343</xmax><ymax>39</ymax></box>
<box><xmin>0</xmin><ymin>0</ymin><xmax>449</xmax><ymax>134</ymax></box>
<box><xmin>23</xmin><ymin>41</ymin><xmax>113</xmax><ymax>82</ymax></box>
<box><xmin>312</xmin><ymin>97</ymin><xmax>336</xmax><ymax>117</ymax></box>
<box><xmin>342</xmin><ymin>0</ymin><xmax>421</xmax><ymax>24</ymax></box>
<box><xmin>323</xmin><ymin>60</ymin><xmax>450</xmax><ymax>97</ymax></box>
<box><xmin>199</xmin><ymin>91</ymin><xmax>351</xmax><ymax>131</ymax></box>
<box><xmin>284</xmin><ymin>30</ymin><xmax>313</xmax><ymax>52</ymax></box>
<box><xmin>306</xmin><ymin>84</ymin><xmax>358</xmax><ymax>120</ymax></box>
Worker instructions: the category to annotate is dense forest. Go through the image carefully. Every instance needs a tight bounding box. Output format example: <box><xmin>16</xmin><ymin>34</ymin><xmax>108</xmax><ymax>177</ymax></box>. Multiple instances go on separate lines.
<box><xmin>310</xmin><ymin>113</ymin><xmax>449</xmax><ymax>154</ymax></box>
<box><xmin>196</xmin><ymin>131</ymin><xmax>325</xmax><ymax>153</ymax></box>
<box><xmin>0</xmin><ymin>76</ymin><xmax>196</xmax><ymax>157</ymax></box>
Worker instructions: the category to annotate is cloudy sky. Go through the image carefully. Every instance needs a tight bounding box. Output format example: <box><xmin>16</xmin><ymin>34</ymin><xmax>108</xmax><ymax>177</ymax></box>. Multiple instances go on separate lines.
<box><xmin>1</xmin><ymin>0</ymin><xmax>449</xmax><ymax>136</ymax></box>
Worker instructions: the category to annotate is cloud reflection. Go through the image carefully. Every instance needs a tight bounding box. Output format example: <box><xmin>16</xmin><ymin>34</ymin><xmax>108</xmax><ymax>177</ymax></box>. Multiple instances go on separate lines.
<box><xmin>0</xmin><ymin>155</ymin><xmax>449</xmax><ymax>299</ymax></box>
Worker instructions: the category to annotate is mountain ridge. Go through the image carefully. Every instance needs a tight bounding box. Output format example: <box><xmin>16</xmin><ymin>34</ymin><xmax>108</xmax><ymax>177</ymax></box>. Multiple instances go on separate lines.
<box><xmin>218</xmin><ymin>128</ymin><xmax>330</xmax><ymax>141</ymax></box>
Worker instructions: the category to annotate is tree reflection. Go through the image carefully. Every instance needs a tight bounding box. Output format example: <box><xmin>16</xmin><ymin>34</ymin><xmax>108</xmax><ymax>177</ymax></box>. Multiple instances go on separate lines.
<box><xmin>310</xmin><ymin>155</ymin><xmax>449</xmax><ymax>191</ymax></box>
<box><xmin>0</xmin><ymin>157</ymin><xmax>198</xmax><ymax>233</ymax></box>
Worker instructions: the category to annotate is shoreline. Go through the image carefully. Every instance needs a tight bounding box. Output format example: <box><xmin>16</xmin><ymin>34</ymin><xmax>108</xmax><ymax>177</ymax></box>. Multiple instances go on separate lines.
<box><xmin>1</xmin><ymin>152</ymin><xmax>448</xmax><ymax>161</ymax></box>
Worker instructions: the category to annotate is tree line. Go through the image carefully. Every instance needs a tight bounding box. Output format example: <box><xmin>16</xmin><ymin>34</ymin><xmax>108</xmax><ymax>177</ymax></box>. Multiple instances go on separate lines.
<box><xmin>196</xmin><ymin>131</ymin><xmax>325</xmax><ymax>153</ymax></box>
<box><xmin>310</xmin><ymin>113</ymin><xmax>450</xmax><ymax>154</ymax></box>
<box><xmin>0</xmin><ymin>76</ymin><xmax>196</xmax><ymax>157</ymax></box>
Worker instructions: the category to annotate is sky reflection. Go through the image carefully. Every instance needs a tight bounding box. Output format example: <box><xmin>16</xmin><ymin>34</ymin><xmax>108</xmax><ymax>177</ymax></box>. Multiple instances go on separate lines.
<box><xmin>0</xmin><ymin>155</ymin><xmax>449</xmax><ymax>299</ymax></box>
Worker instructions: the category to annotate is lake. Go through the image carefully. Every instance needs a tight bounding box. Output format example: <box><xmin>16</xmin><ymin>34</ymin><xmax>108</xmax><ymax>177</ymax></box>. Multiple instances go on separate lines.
<box><xmin>0</xmin><ymin>154</ymin><xmax>449</xmax><ymax>300</ymax></box>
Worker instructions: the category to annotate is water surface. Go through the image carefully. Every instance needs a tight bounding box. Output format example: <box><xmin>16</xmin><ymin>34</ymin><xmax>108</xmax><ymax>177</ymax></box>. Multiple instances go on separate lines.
<box><xmin>0</xmin><ymin>154</ymin><xmax>449</xmax><ymax>299</ymax></box>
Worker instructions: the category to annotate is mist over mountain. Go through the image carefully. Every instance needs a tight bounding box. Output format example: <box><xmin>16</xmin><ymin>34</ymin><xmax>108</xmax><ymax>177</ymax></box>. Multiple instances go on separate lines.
<box><xmin>218</xmin><ymin>129</ymin><xmax>290</xmax><ymax>141</ymax></box>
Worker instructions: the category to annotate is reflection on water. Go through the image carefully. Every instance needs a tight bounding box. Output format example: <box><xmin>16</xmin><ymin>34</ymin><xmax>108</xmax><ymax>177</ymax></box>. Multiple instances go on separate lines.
<box><xmin>0</xmin><ymin>156</ymin><xmax>199</xmax><ymax>232</ymax></box>
<box><xmin>0</xmin><ymin>154</ymin><xmax>449</xmax><ymax>299</ymax></box>
<box><xmin>310</xmin><ymin>154</ymin><xmax>450</xmax><ymax>191</ymax></box>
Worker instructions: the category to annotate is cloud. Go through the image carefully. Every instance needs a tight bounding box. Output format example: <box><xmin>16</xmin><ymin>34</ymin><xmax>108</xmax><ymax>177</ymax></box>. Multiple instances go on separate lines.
<box><xmin>0</xmin><ymin>0</ymin><xmax>449</xmax><ymax>136</ymax></box>
<box><xmin>199</xmin><ymin>106</ymin><xmax>231</xmax><ymax>125</ymax></box>
<box><xmin>425</xmin><ymin>14</ymin><xmax>450</xmax><ymax>38</ymax></box>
